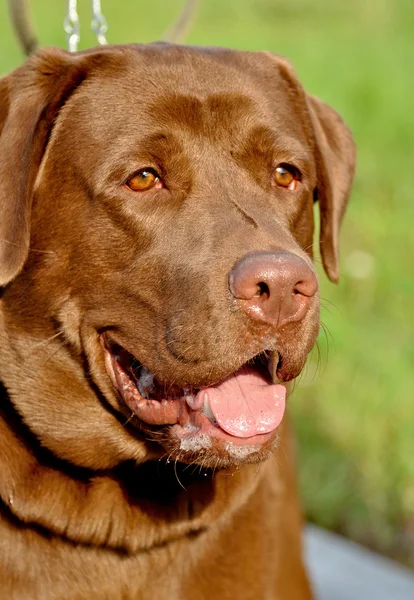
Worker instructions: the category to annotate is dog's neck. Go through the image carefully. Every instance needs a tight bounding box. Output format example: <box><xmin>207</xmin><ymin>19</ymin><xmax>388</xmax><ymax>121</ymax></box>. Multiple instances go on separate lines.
<box><xmin>0</xmin><ymin>294</ymin><xmax>268</xmax><ymax>553</ymax></box>
<box><xmin>0</xmin><ymin>380</ymin><xmax>263</xmax><ymax>553</ymax></box>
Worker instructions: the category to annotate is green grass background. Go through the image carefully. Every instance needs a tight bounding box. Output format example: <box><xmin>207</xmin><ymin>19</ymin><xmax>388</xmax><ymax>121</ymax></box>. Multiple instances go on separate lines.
<box><xmin>1</xmin><ymin>0</ymin><xmax>413</xmax><ymax>566</ymax></box>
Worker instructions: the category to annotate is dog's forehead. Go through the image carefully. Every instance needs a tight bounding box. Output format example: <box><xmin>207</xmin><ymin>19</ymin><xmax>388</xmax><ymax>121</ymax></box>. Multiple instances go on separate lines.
<box><xmin>68</xmin><ymin>45</ymin><xmax>308</xmax><ymax>144</ymax></box>
<box><xmin>102</xmin><ymin>44</ymin><xmax>290</xmax><ymax>100</ymax></box>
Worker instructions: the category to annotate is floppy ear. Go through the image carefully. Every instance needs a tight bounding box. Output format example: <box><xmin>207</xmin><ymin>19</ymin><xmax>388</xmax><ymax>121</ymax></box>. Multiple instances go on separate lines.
<box><xmin>0</xmin><ymin>49</ymin><xmax>88</xmax><ymax>286</ymax></box>
<box><xmin>264</xmin><ymin>53</ymin><xmax>356</xmax><ymax>282</ymax></box>
<box><xmin>307</xmin><ymin>95</ymin><xmax>356</xmax><ymax>283</ymax></box>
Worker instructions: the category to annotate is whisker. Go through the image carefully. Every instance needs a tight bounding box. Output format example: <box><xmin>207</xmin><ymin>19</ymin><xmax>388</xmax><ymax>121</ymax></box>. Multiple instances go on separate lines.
<box><xmin>174</xmin><ymin>456</ymin><xmax>186</xmax><ymax>490</ymax></box>
<box><xmin>320</xmin><ymin>296</ymin><xmax>342</xmax><ymax>316</ymax></box>
<box><xmin>123</xmin><ymin>412</ymin><xmax>135</xmax><ymax>427</ymax></box>
<box><xmin>0</xmin><ymin>238</ymin><xmax>56</xmax><ymax>255</ymax></box>
<box><xmin>28</xmin><ymin>331</ymin><xmax>64</xmax><ymax>355</ymax></box>
<box><xmin>301</xmin><ymin>242</ymin><xmax>314</xmax><ymax>253</ymax></box>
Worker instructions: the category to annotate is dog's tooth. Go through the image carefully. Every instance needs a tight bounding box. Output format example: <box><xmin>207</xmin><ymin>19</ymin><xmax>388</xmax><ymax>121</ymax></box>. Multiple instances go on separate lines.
<box><xmin>119</xmin><ymin>372</ymin><xmax>131</xmax><ymax>389</ymax></box>
<box><xmin>203</xmin><ymin>393</ymin><xmax>215</xmax><ymax>420</ymax></box>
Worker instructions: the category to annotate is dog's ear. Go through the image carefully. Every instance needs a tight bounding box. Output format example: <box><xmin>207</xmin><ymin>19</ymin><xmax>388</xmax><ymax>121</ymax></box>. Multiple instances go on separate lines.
<box><xmin>0</xmin><ymin>49</ymin><xmax>88</xmax><ymax>286</ymax></box>
<box><xmin>307</xmin><ymin>94</ymin><xmax>356</xmax><ymax>282</ymax></box>
<box><xmin>264</xmin><ymin>54</ymin><xmax>356</xmax><ymax>282</ymax></box>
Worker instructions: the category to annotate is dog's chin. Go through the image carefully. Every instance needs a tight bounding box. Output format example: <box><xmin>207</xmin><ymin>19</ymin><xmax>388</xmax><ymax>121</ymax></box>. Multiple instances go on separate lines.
<box><xmin>100</xmin><ymin>334</ymin><xmax>290</xmax><ymax>468</ymax></box>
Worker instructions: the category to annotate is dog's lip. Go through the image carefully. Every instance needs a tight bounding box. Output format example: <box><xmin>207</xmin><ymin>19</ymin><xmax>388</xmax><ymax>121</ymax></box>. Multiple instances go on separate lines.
<box><xmin>100</xmin><ymin>334</ymin><xmax>283</xmax><ymax>447</ymax></box>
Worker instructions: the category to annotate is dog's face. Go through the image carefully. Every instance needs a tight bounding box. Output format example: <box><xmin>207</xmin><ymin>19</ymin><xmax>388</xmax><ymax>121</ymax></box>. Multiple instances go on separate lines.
<box><xmin>0</xmin><ymin>45</ymin><xmax>355</xmax><ymax>470</ymax></box>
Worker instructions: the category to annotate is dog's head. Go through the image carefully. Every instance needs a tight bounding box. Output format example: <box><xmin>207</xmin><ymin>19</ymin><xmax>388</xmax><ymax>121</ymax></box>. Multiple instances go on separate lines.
<box><xmin>0</xmin><ymin>45</ymin><xmax>355</xmax><ymax>470</ymax></box>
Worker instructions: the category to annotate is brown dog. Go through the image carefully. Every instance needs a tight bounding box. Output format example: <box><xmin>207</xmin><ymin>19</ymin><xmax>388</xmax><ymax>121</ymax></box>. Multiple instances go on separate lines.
<box><xmin>0</xmin><ymin>44</ymin><xmax>355</xmax><ymax>599</ymax></box>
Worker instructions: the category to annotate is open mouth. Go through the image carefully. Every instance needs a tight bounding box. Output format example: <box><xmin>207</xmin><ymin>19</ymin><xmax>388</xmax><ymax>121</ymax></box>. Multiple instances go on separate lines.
<box><xmin>101</xmin><ymin>336</ymin><xmax>286</xmax><ymax>448</ymax></box>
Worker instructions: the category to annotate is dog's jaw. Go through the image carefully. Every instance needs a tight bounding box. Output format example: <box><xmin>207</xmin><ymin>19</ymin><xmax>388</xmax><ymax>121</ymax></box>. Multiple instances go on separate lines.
<box><xmin>100</xmin><ymin>333</ymin><xmax>287</xmax><ymax>465</ymax></box>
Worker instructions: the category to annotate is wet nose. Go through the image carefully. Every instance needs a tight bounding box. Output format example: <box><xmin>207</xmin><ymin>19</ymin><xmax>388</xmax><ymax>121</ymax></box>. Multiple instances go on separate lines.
<box><xmin>228</xmin><ymin>251</ymin><xmax>318</xmax><ymax>327</ymax></box>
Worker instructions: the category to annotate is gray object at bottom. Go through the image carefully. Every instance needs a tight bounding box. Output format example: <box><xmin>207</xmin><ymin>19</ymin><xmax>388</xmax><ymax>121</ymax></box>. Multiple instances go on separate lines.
<box><xmin>305</xmin><ymin>524</ymin><xmax>414</xmax><ymax>600</ymax></box>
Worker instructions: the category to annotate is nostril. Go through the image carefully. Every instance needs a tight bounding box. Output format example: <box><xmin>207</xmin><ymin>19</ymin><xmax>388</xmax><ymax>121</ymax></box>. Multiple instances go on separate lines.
<box><xmin>294</xmin><ymin>275</ymin><xmax>319</xmax><ymax>298</ymax></box>
<box><xmin>256</xmin><ymin>281</ymin><xmax>270</xmax><ymax>299</ymax></box>
<box><xmin>293</xmin><ymin>281</ymin><xmax>306</xmax><ymax>296</ymax></box>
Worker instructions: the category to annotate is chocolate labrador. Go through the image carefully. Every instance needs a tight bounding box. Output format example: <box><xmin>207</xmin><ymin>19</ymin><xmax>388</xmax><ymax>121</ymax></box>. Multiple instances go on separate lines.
<box><xmin>0</xmin><ymin>44</ymin><xmax>355</xmax><ymax>599</ymax></box>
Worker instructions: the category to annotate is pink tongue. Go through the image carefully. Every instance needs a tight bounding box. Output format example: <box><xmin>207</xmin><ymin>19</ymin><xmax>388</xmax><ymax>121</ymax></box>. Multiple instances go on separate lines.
<box><xmin>203</xmin><ymin>367</ymin><xmax>286</xmax><ymax>438</ymax></box>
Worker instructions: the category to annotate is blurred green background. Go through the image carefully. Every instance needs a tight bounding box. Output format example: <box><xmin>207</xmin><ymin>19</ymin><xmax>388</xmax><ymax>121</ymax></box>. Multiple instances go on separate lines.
<box><xmin>1</xmin><ymin>0</ymin><xmax>413</xmax><ymax>566</ymax></box>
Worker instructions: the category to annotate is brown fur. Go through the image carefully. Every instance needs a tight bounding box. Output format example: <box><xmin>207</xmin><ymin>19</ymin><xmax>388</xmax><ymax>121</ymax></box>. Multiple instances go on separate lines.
<box><xmin>0</xmin><ymin>44</ymin><xmax>355</xmax><ymax>599</ymax></box>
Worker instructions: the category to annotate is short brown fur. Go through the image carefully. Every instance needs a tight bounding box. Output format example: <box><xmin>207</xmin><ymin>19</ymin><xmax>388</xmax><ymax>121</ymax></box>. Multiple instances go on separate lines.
<box><xmin>0</xmin><ymin>44</ymin><xmax>355</xmax><ymax>599</ymax></box>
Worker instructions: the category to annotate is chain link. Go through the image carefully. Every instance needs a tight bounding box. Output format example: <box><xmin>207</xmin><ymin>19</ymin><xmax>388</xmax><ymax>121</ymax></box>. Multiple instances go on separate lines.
<box><xmin>64</xmin><ymin>1</ymin><xmax>108</xmax><ymax>52</ymax></box>
<box><xmin>63</xmin><ymin>0</ymin><xmax>80</xmax><ymax>52</ymax></box>
<box><xmin>91</xmin><ymin>0</ymin><xmax>108</xmax><ymax>46</ymax></box>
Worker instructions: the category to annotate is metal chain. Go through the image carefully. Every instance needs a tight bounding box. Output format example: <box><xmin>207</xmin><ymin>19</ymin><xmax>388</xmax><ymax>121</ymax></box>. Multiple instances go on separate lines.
<box><xmin>63</xmin><ymin>0</ymin><xmax>80</xmax><ymax>52</ymax></box>
<box><xmin>91</xmin><ymin>0</ymin><xmax>108</xmax><ymax>46</ymax></box>
<box><xmin>63</xmin><ymin>1</ymin><xmax>108</xmax><ymax>52</ymax></box>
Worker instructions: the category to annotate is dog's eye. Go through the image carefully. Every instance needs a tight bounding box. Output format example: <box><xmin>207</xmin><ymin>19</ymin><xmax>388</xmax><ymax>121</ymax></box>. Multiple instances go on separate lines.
<box><xmin>272</xmin><ymin>164</ymin><xmax>301</xmax><ymax>191</ymax></box>
<box><xmin>126</xmin><ymin>169</ymin><xmax>163</xmax><ymax>192</ymax></box>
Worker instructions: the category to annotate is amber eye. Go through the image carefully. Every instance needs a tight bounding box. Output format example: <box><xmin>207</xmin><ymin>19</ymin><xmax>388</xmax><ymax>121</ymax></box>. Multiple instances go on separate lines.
<box><xmin>272</xmin><ymin>164</ymin><xmax>301</xmax><ymax>191</ymax></box>
<box><xmin>126</xmin><ymin>169</ymin><xmax>162</xmax><ymax>192</ymax></box>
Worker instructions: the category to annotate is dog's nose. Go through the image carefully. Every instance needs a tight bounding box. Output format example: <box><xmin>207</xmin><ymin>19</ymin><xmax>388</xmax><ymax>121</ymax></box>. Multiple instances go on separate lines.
<box><xmin>228</xmin><ymin>251</ymin><xmax>318</xmax><ymax>327</ymax></box>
